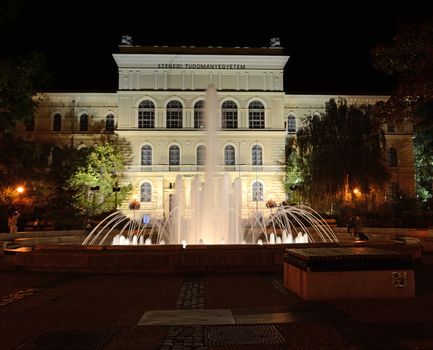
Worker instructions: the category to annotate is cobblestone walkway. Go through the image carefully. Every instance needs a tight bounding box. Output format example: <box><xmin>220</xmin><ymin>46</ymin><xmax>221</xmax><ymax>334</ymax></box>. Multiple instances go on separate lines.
<box><xmin>159</xmin><ymin>276</ymin><xmax>207</xmax><ymax>350</ymax></box>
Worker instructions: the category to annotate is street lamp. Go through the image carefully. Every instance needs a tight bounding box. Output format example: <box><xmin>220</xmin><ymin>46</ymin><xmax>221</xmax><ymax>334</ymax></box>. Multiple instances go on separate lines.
<box><xmin>6</xmin><ymin>185</ymin><xmax>25</xmax><ymax>213</ymax></box>
<box><xmin>90</xmin><ymin>185</ymin><xmax>100</xmax><ymax>217</ymax></box>
<box><xmin>113</xmin><ymin>182</ymin><xmax>121</xmax><ymax>210</ymax></box>
<box><xmin>289</xmin><ymin>185</ymin><xmax>298</xmax><ymax>204</ymax></box>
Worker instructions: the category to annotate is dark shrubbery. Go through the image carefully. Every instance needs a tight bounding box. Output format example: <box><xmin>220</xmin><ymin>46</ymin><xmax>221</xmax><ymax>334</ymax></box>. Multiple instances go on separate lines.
<box><xmin>333</xmin><ymin>195</ymin><xmax>432</xmax><ymax>228</ymax></box>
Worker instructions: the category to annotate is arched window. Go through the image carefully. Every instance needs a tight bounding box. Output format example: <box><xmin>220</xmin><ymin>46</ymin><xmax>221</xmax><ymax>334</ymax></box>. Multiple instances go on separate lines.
<box><xmin>105</xmin><ymin>114</ymin><xmax>115</xmax><ymax>132</ymax></box>
<box><xmin>387</xmin><ymin>147</ymin><xmax>398</xmax><ymax>167</ymax></box>
<box><xmin>224</xmin><ymin>145</ymin><xmax>235</xmax><ymax>165</ymax></box>
<box><xmin>194</xmin><ymin>100</ymin><xmax>205</xmax><ymax>129</ymax></box>
<box><xmin>252</xmin><ymin>181</ymin><xmax>264</xmax><ymax>202</ymax></box>
<box><xmin>196</xmin><ymin>145</ymin><xmax>206</xmax><ymax>166</ymax></box>
<box><xmin>53</xmin><ymin>113</ymin><xmax>62</xmax><ymax>131</ymax></box>
<box><xmin>222</xmin><ymin>101</ymin><xmax>238</xmax><ymax>128</ymax></box>
<box><xmin>138</xmin><ymin>100</ymin><xmax>155</xmax><ymax>128</ymax></box>
<box><xmin>166</xmin><ymin>100</ymin><xmax>183</xmax><ymax>128</ymax></box>
<box><xmin>79</xmin><ymin>114</ymin><xmax>88</xmax><ymax>131</ymax></box>
<box><xmin>248</xmin><ymin>101</ymin><xmax>265</xmax><ymax>129</ymax></box>
<box><xmin>287</xmin><ymin>115</ymin><xmax>296</xmax><ymax>133</ymax></box>
<box><xmin>252</xmin><ymin>144</ymin><xmax>263</xmax><ymax>166</ymax></box>
<box><xmin>141</xmin><ymin>145</ymin><xmax>152</xmax><ymax>166</ymax></box>
<box><xmin>169</xmin><ymin>145</ymin><xmax>180</xmax><ymax>165</ymax></box>
<box><xmin>140</xmin><ymin>182</ymin><xmax>152</xmax><ymax>202</ymax></box>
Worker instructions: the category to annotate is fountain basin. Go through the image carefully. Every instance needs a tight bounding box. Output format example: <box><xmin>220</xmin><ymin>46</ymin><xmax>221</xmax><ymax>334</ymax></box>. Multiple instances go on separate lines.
<box><xmin>14</xmin><ymin>243</ymin><xmax>338</xmax><ymax>274</ymax></box>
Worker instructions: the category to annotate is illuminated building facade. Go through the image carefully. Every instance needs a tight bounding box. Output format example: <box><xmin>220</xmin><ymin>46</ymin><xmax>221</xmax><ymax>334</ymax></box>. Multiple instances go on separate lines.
<box><xmin>27</xmin><ymin>44</ymin><xmax>415</xmax><ymax>218</ymax></box>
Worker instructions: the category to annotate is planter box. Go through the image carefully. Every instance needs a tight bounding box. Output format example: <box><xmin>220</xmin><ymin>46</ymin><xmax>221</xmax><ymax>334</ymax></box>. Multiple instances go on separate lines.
<box><xmin>284</xmin><ymin>247</ymin><xmax>415</xmax><ymax>300</ymax></box>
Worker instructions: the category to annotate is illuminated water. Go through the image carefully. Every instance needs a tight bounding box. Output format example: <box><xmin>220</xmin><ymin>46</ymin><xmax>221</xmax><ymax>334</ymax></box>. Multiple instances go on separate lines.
<box><xmin>82</xmin><ymin>204</ymin><xmax>338</xmax><ymax>245</ymax></box>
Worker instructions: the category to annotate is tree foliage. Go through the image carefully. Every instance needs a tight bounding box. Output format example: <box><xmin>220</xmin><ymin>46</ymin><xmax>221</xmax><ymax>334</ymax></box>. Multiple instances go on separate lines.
<box><xmin>65</xmin><ymin>142</ymin><xmax>132</xmax><ymax>215</ymax></box>
<box><xmin>285</xmin><ymin>136</ymin><xmax>306</xmax><ymax>203</ymax></box>
<box><xmin>0</xmin><ymin>53</ymin><xmax>48</xmax><ymax>132</ymax></box>
<box><xmin>0</xmin><ymin>0</ymin><xmax>49</xmax><ymax>134</ymax></box>
<box><xmin>0</xmin><ymin>134</ymin><xmax>55</xmax><ymax>216</ymax></box>
<box><xmin>372</xmin><ymin>18</ymin><xmax>433</xmax><ymax>204</ymax></box>
<box><xmin>371</xmin><ymin>17</ymin><xmax>433</xmax><ymax>122</ymax></box>
<box><xmin>414</xmin><ymin>102</ymin><xmax>433</xmax><ymax>203</ymax></box>
<box><xmin>290</xmin><ymin>98</ymin><xmax>389</xmax><ymax>209</ymax></box>
<box><xmin>0</xmin><ymin>0</ymin><xmax>51</xmax><ymax>223</ymax></box>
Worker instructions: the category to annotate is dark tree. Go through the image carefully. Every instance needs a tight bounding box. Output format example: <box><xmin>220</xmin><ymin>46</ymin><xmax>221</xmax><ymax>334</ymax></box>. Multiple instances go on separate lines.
<box><xmin>0</xmin><ymin>0</ymin><xmax>51</xmax><ymax>227</ymax></box>
<box><xmin>372</xmin><ymin>17</ymin><xmax>433</xmax><ymax>202</ymax></box>
<box><xmin>371</xmin><ymin>16</ymin><xmax>433</xmax><ymax>122</ymax></box>
<box><xmin>292</xmin><ymin>98</ymin><xmax>389</xmax><ymax>209</ymax></box>
<box><xmin>414</xmin><ymin>102</ymin><xmax>433</xmax><ymax>203</ymax></box>
<box><xmin>0</xmin><ymin>0</ymin><xmax>49</xmax><ymax>133</ymax></box>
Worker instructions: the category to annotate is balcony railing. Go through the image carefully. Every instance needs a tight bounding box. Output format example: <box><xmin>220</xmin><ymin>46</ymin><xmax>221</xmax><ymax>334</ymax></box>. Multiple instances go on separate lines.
<box><xmin>126</xmin><ymin>164</ymin><xmax>285</xmax><ymax>173</ymax></box>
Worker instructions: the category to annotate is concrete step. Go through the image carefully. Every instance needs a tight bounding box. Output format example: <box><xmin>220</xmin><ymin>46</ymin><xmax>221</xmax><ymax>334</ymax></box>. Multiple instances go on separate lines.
<box><xmin>0</xmin><ymin>230</ymin><xmax>84</xmax><ymax>241</ymax></box>
<box><xmin>13</xmin><ymin>235</ymin><xmax>87</xmax><ymax>247</ymax></box>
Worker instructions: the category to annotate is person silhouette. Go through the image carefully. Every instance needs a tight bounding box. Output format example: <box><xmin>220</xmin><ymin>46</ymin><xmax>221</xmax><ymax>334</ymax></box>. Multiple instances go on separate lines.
<box><xmin>354</xmin><ymin>215</ymin><xmax>368</xmax><ymax>240</ymax></box>
<box><xmin>347</xmin><ymin>216</ymin><xmax>355</xmax><ymax>234</ymax></box>
<box><xmin>8</xmin><ymin>211</ymin><xmax>20</xmax><ymax>233</ymax></box>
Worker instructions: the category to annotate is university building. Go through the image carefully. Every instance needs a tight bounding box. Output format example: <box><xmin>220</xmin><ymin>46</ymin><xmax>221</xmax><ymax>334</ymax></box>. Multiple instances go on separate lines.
<box><xmin>25</xmin><ymin>42</ymin><xmax>415</xmax><ymax>219</ymax></box>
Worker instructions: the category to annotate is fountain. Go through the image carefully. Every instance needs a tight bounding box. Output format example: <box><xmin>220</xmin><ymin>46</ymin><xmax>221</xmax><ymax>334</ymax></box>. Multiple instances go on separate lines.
<box><xmin>82</xmin><ymin>204</ymin><xmax>338</xmax><ymax>246</ymax></box>
<box><xmin>169</xmin><ymin>86</ymin><xmax>243</xmax><ymax>244</ymax></box>
<box><xmin>82</xmin><ymin>86</ymin><xmax>338</xmax><ymax>246</ymax></box>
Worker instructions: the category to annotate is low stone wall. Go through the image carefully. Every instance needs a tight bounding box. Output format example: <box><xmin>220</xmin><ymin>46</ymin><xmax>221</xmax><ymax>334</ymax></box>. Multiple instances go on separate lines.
<box><xmin>12</xmin><ymin>241</ymin><xmax>423</xmax><ymax>274</ymax></box>
<box><xmin>339</xmin><ymin>240</ymin><xmax>423</xmax><ymax>260</ymax></box>
<box><xmin>353</xmin><ymin>227</ymin><xmax>432</xmax><ymax>238</ymax></box>
<box><xmin>14</xmin><ymin>244</ymin><xmax>338</xmax><ymax>274</ymax></box>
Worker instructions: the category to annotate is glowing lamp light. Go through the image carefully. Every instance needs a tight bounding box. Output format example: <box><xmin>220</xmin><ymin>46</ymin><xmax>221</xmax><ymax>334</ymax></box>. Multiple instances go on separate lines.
<box><xmin>352</xmin><ymin>188</ymin><xmax>362</xmax><ymax>199</ymax></box>
<box><xmin>129</xmin><ymin>199</ymin><xmax>140</xmax><ymax>210</ymax></box>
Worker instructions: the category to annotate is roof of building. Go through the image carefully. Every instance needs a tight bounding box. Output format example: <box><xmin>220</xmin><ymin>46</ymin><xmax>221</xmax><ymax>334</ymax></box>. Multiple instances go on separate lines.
<box><xmin>118</xmin><ymin>45</ymin><xmax>285</xmax><ymax>56</ymax></box>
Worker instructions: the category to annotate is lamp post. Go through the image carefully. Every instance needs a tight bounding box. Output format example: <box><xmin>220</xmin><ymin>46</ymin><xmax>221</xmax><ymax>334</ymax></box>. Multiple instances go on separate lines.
<box><xmin>8</xmin><ymin>185</ymin><xmax>25</xmax><ymax>207</ymax></box>
<box><xmin>289</xmin><ymin>185</ymin><xmax>298</xmax><ymax>204</ymax></box>
<box><xmin>113</xmin><ymin>182</ymin><xmax>121</xmax><ymax>210</ymax></box>
<box><xmin>255</xmin><ymin>164</ymin><xmax>259</xmax><ymax>213</ymax></box>
<box><xmin>129</xmin><ymin>198</ymin><xmax>140</xmax><ymax>223</ymax></box>
<box><xmin>90</xmin><ymin>185</ymin><xmax>100</xmax><ymax>217</ymax></box>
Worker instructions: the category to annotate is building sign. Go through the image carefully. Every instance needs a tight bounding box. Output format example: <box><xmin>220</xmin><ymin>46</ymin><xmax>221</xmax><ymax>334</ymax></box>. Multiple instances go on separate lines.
<box><xmin>157</xmin><ymin>63</ymin><xmax>246</xmax><ymax>69</ymax></box>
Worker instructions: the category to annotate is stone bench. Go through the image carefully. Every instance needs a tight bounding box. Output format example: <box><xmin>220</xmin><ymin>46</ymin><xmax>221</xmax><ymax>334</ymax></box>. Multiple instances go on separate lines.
<box><xmin>284</xmin><ymin>247</ymin><xmax>415</xmax><ymax>300</ymax></box>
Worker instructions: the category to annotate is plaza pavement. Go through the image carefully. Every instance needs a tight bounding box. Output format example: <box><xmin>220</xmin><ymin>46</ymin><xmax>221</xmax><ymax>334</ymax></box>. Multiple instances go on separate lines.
<box><xmin>1</xmin><ymin>252</ymin><xmax>433</xmax><ymax>350</ymax></box>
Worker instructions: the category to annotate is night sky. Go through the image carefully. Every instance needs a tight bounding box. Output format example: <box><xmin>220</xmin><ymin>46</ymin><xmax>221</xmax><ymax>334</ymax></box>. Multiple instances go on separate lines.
<box><xmin>15</xmin><ymin>2</ymin><xmax>433</xmax><ymax>94</ymax></box>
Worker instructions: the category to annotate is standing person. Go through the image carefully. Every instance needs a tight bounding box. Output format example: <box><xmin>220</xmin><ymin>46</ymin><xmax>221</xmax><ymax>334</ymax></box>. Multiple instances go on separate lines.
<box><xmin>33</xmin><ymin>218</ymin><xmax>40</xmax><ymax>231</ymax></box>
<box><xmin>8</xmin><ymin>211</ymin><xmax>20</xmax><ymax>233</ymax></box>
<box><xmin>347</xmin><ymin>216</ymin><xmax>355</xmax><ymax>234</ymax></box>
<box><xmin>354</xmin><ymin>215</ymin><xmax>368</xmax><ymax>240</ymax></box>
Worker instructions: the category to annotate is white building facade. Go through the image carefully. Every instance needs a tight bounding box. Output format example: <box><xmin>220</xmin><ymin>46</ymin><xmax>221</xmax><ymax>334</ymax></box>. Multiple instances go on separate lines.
<box><xmin>28</xmin><ymin>45</ymin><xmax>415</xmax><ymax>219</ymax></box>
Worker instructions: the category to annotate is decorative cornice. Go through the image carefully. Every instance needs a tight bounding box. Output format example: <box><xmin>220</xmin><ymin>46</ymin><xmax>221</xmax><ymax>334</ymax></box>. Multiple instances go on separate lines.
<box><xmin>113</xmin><ymin>54</ymin><xmax>289</xmax><ymax>70</ymax></box>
